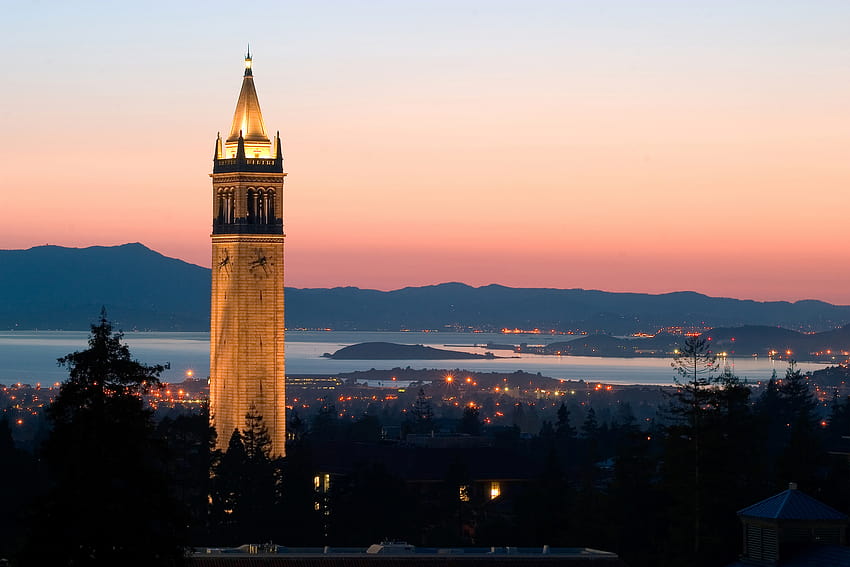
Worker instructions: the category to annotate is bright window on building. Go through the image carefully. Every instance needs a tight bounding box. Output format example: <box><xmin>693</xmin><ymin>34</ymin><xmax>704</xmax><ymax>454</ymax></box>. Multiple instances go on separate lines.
<box><xmin>489</xmin><ymin>481</ymin><xmax>501</xmax><ymax>500</ymax></box>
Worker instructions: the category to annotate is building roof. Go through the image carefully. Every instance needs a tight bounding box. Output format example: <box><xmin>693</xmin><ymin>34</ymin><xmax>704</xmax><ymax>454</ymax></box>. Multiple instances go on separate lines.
<box><xmin>227</xmin><ymin>54</ymin><xmax>269</xmax><ymax>144</ymax></box>
<box><xmin>738</xmin><ymin>487</ymin><xmax>849</xmax><ymax>521</ymax></box>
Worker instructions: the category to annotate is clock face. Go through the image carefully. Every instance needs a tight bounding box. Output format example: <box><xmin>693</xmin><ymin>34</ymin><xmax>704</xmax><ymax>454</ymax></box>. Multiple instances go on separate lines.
<box><xmin>249</xmin><ymin>248</ymin><xmax>273</xmax><ymax>277</ymax></box>
<box><xmin>217</xmin><ymin>249</ymin><xmax>232</xmax><ymax>275</ymax></box>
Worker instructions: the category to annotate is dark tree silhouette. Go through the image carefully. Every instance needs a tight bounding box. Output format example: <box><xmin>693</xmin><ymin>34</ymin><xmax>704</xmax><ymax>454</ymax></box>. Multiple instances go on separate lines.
<box><xmin>240</xmin><ymin>404</ymin><xmax>280</xmax><ymax>542</ymax></box>
<box><xmin>662</xmin><ymin>340</ymin><xmax>760</xmax><ymax>566</ymax></box>
<box><xmin>459</xmin><ymin>404</ymin><xmax>482</xmax><ymax>435</ymax></box>
<box><xmin>210</xmin><ymin>407</ymin><xmax>281</xmax><ymax>544</ymax></box>
<box><xmin>665</xmin><ymin>336</ymin><xmax>718</xmax><ymax>563</ymax></box>
<box><xmin>775</xmin><ymin>363</ymin><xmax>823</xmax><ymax>490</ymax></box>
<box><xmin>555</xmin><ymin>400</ymin><xmax>576</xmax><ymax>440</ymax></box>
<box><xmin>157</xmin><ymin>407</ymin><xmax>217</xmax><ymax>546</ymax></box>
<box><xmin>311</xmin><ymin>397</ymin><xmax>339</xmax><ymax>441</ymax></box>
<box><xmin>22</xmin><ymin>313</ymin><xmax>185</xmax><ymax>566</ymax></box>
<box><xmin>0</xmin><ymin>416</ymin><xmax>36</xmax><ymax>561</ymax></box>
<box><xmin>410</xmin><ymin>387</ymin><xmax>434</xmax><ymax>434</ymax></box>
<box><xmin>210</xmin><ymin>429</ymin><xmax>247</xmax><ymax>543</ymax></box>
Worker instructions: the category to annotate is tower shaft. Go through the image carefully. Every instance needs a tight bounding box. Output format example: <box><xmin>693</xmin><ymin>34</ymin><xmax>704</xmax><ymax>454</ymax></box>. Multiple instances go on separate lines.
<box><xmin>210</xmin><ymin>53</ymin><xmax>286</xmax><ymax>457</ymax></box>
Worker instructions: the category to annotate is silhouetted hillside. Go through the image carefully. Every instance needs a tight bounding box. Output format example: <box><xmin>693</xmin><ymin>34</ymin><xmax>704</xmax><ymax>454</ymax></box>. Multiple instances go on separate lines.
<box><xmin>288</xmin><ymin>283</ymin><xmax>850</xmax><ymax>334</ymax></box>
<box><xmin>325</xmin><ymin>342</ymin><xmax>496</xmax><ymax>360</ymax></box>
<box><xmin>3</xmin><ymin>244</ymin><xmax>850</xmax><ymax>332</ymax></box>
<box><xmin>534</xmin><ymin>325</ymin><xmax>850</xmax><ymax>361</ymax></box>
<box><xmin>0</xmin><ymin>243</ymin><xmax>209</xmax><ymax>330</ymax></box>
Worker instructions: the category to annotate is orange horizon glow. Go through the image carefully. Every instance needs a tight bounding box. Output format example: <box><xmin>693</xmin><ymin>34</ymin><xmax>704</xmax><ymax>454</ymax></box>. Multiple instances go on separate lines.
<box><xmin>4</xmin><ymin>3</ymin><xmax>850</xmax><ymax>304</ymax></box>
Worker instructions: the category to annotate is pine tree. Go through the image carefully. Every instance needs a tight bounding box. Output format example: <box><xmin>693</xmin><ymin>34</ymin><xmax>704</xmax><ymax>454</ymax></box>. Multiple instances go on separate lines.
<box><xmin>240</xmin><ymin>405</ymin><xmax>279</xmax><ymax>542</ymax></box>
<box><xmin>554</xmin><ymin>400</ymin><xmax>577</xmax><ymax>462</ymax></box>
<box><xmin>411</xmin><ymin>387</ymin><xmax>434</xmax><ymax>434</ymax></box>
<box><xmin>459</xmin><ymin>404</ymin><xmax>482</xmax><ymax>435</ymax></box>
<box><xmin>0</xmin><ymin>416</ymin><xmax>36</xmax><ymax>561</ymax></box>
<box><xmin>663</xmin><ymin>336</ymin><xmax>720</xmax><ymax>565</ymax></box>
<box><xmin>776</xmin><ymin>363</ymin><xmax>822</xmax><ymax>489</ymax></box>
<box><xmin>242</xmin><ymin>402</ymin><xmax>272</xmax><ymax>463</ymax></box>
<box><xmin>210</xmin><ymin>429</ymin><xmax>247</xmax><ymax>542</ymax></box>
<box><xmin>22</xmin><ymin>313</ymin><xmax>185</xmax><ymax>566</ymax></box>
<box><xmin>311</xmin><ymin>397</ymin><xmax>339</xmax><ymax>441</ymax></box>
<box><xmin>662</xmin><ymin>343</ymin><xmax>757</xmax><ymax>566</ymax></box>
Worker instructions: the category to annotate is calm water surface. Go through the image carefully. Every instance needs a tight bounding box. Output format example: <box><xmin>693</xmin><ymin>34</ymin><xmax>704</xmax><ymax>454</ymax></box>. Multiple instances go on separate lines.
<box><xmin>0</xmin><ymin>330</ymin><xmax>827</xmax><ymax>386</ymax></box>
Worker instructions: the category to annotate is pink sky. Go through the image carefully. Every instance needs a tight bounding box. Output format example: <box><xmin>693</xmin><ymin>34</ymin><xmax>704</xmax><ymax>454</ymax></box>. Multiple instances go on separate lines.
<box><xmin>3</xmin><ymin>2</ymin><xmax>850</xmax><ymax>303</ymax></box>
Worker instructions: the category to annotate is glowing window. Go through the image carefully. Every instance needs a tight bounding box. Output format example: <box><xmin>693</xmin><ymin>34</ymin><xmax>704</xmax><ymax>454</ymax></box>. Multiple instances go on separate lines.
<box><xmin>459</xmin><ymin>485</ymin><xmax>470</xmax><ymax>502</ymax></box>
<box><xmin>489</xmin><ymin>481</ymin><xmax>501</xmax><ymax>500</ymax></box>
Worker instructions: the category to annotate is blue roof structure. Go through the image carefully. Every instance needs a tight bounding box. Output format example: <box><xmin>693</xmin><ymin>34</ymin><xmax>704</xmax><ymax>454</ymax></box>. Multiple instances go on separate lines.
<box><xmin>738</xmin><ymin>488</ymin><xmax>849</xmax><ymax>521</ymax></box>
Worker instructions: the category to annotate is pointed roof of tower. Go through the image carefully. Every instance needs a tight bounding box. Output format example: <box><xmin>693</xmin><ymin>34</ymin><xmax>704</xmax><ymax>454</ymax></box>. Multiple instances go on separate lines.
<box><xmin>227</xmin><ymin>50</ymin><xmax>269</xmax><ymax>144</ymax></box>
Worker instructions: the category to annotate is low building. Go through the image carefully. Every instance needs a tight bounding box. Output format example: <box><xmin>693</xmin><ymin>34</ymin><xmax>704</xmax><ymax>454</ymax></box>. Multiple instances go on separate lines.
<box><xmin>729</xmin><ymin>483</ymin><xmax>849</xmax><ymax>566</ymax></box>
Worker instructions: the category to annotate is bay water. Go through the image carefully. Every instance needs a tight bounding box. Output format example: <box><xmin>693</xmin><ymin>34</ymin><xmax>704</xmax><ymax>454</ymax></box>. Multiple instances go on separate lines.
<box><xmin>0</xmin><ymin>330</ymin><xmax>825</xmax><ymax>386</ymax></box>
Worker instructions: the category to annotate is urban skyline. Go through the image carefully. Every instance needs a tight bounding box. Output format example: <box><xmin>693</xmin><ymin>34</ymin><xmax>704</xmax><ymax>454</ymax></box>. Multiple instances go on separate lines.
<box><xmin>4</xmin><ymin>1</ymin><xmax>850</xmax><ymax>303</ymax></box>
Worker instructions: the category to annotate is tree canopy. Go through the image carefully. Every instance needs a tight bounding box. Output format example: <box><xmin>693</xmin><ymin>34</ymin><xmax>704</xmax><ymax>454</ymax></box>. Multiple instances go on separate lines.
<box><xmin>22</xmin><ymin>313</ymin><xmax>186</xmax><ymax>567</ymax></box>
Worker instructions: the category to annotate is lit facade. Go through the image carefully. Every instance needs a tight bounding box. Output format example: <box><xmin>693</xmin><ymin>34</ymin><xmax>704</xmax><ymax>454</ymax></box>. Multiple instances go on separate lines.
<box><xmin>209</xmin><ymin>52</ymin><xmax>286</xmax><ymax>456</ymax></box>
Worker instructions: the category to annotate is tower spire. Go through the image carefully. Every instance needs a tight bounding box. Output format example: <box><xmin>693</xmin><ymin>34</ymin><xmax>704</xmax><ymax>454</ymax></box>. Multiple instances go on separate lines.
<box><xmin>224</xmin><ymin>48</ymin><xmax>270</xmax><ymax>158</ymax></box>
<box><xmin>244</xmin><ymin>44</ymin><xmax>253</xmax><ymax>77</ymax></box>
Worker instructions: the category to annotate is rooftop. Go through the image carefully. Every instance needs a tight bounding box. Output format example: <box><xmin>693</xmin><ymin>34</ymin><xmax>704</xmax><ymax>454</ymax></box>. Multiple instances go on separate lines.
<box><xmin>738</xmin><ymin>486</ymin><xmax>849</xmax><ymax>521</ymax></box>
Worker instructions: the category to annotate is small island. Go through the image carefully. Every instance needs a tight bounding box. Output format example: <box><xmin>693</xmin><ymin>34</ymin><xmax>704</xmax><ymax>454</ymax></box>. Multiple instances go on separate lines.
<box><xmin>323</xmin><ymin>342</ymin><xmax>498</xmax><ymax>360</ymax></box>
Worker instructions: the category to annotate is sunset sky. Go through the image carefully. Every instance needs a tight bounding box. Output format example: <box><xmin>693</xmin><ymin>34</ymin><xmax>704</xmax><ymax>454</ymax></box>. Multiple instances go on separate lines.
<box><xmin>3</xmin><ymin>1</ymin><xmax>850</xmax><ymax>303</ymax></box>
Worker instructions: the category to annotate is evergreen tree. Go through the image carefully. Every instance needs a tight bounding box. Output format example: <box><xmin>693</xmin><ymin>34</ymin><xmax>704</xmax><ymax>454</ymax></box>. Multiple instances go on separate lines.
<box><xmin>827</xmin><ymin>393</ymin><xmax>850</xmax><ymax>442</ymax></box>
<box><xmin>554</xmin><ymin>400</ymin><xmax>577</xmax><ymax>463</ymax></box>
<box><xmin>242</xmin><ymin>402</ymin><xmax>273</xmax><ymax>462</ymax></box>
<box><xmin>538</xmin><ymin>420</ymin><xmax>555</xmax><ymax>440</ymax></box>
<box><xmin>776</xmin><ymin>363</ymin><xmax>822</xmax><ymax>489</ymax></box>
<box><xmin>287</xmin><ymin>409</ymin><xmax>307</xmax><ymax>442</ymax></box>
<box><xmin>608</xmin><ymin>406</ymin><xmax>659</xmax><ymax>567</ymax></box>
<box><xmin>412</xmin><ymin>387</ymin><xmax>434</xmax><ymax>432</ymax></box>
<box><xmin>0</xmin><ymin>416</ymin><xmax>37</xmax><ymax>561</ymax></box>
<box><xmin>661</xmin><ymin>336</ymin><xmax>753</xmax><ymax>566</ymax></box>
<box><xmin>755</xmin><ymin>371</ymin><xmax>784</xmax><ymax>473</ymax></box>
<box><xmin>574</xmin><ymin>407</ymin><xmax>604</xmax><ymax>549</ymax></box>
<box><xmin>241</xmin><ymin>404</ymin><xmax>280</xmax><ymax>541</ymax></box>
<box><xmin>157</xmin><ymin>407</ymin><xmax>217</xmax><ymax>547</ymax></box>
<box><xmin>210</xmin><ymin>429</ymin><xmax>247</xmax><ymax>543</ymax></box>
<box><xmin>311</xmin><ymin>397</ymin><xmax>339</xmax><ymax>441</ymax></box>
<box><xmin>459</xmin><ymin>404</ymin><xmax>482</xmax><ymax>435</ymax></box>
<box><xmin>22</xmin><ymin>313</ymin><xmax>185</xmax><ymax>566</ymax></box>
<box><xmin>555</xmin><ymin>400</ymin><xmax>576</xmax><ymax>439</ymax></box>
<box><xmin>210</xmin><ymin>407</ymin><xmax>282</xmax><ymax>544</ymax></box>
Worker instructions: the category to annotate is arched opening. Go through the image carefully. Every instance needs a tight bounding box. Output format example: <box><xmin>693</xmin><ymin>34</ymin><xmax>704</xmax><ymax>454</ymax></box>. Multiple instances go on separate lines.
<box><xmin>267</xmin><ymin>189</ymin><xmax>276</xmax><ymax>222</ymax></box>
<box><xmin>247</xmin><ymin>188</ymin><xmax>257</xmax><ymax>223</ymax></box>
<box><xmin>257</xmin><ymin>189</ymin><xmax>267</xmax><ymax>224</ymax></box>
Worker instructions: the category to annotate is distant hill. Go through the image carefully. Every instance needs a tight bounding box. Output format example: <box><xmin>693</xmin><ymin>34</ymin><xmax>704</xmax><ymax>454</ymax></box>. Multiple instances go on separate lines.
<box><xmin>0</xmin><ymin>243</ymin><xmax>209</xmax><ymax>330</ymax></box>
<box><xmin>2</xmin><ymin>243</ymin><xmax>850</xmax><ymax>333</ymax></box>
<box><xmin>533</xmin><ymin>325</ymin><xmax>850</xmax><ymax>361</ymax></box>
<box><xmin>289</xmin><ymin>284</ymin><xmax>850</xmax><ymax>334</ymax></box>
<box><xmin>324</xmin><ymin>342</ymin><xmax>497</xmax><ymax>360</ymax></box>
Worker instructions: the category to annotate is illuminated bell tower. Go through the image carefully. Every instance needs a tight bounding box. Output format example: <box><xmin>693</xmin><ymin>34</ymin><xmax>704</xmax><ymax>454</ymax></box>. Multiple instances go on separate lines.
<box><xmin>210</xmin><ymin>50</ymin><xmax>286</xmax><ymax>456</ymax></box>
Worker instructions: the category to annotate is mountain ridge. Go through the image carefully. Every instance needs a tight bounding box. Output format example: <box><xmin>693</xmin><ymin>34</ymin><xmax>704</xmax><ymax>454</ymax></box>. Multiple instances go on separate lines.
<box><xmin>2</xmin><ymin>243</ymin><xmax>849</xmax><ymax>332</ymax></box>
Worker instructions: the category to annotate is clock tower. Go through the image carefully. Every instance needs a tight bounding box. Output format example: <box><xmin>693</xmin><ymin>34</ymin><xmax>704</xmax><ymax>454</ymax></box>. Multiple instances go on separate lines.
<box><xmin>210</xmin><ymin>50</ymin><xmax>286</xmax><ymax>456</ymax></box>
